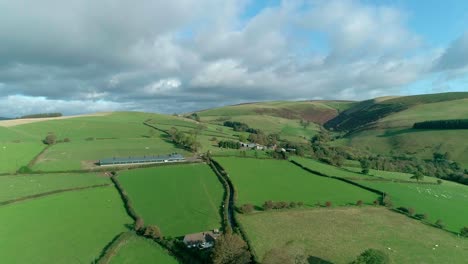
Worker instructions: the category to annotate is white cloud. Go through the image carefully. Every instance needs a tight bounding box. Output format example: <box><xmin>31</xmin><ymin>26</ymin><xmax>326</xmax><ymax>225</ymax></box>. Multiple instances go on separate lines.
<box><xmin>0</xmin><ymin>0</ymin><xmax>465</xmax><ymax>115</ymax></box>
<box><xmin>144</xmin><ymin>78</ymin><xmax>181</xmax><ymax>95</ymax></box>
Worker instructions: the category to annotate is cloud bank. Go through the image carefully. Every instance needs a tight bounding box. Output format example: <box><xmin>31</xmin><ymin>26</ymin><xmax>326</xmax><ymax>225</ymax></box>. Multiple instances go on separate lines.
<box><xmin>0</xmin><ymin>0</ymin><xmax>466</xmax><ymax>116</ymax></box>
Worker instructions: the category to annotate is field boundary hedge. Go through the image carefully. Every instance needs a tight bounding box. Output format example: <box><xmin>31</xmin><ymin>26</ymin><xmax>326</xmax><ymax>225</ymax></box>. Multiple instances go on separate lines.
<box><xmin>290</xmin><ymin>160</ymin><xmax>385</xmax><ymax>197</ymax></box>
<box><xmin>0</xmin><ymin>183</ymin><xmax>111</xmax><ymax>207</ymax></box>
<box><xmin>211</xmin><ymin>158</ymin><xmax>260</xmax><ymax>263</ymax></box>
<box><xmin>94</xmin><ymin>231</ymin><xmax>132</xmax><ymax>264</ymax></box>
<box><xmin>206</xmin><ymin>158</ymin><xmax>231</xmax><ymax>232</ymax></box>
<box><xmin>110</xmin><ymin>174</ymin><xmax>141</xmax><ymax>224</ymax></box>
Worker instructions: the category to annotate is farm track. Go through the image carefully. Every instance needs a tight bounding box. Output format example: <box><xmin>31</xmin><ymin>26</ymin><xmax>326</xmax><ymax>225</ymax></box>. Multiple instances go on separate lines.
<box><xmin>0</xmin><ymin>183</ymin><xmax>111</xmax><ymax>207</ymax></box>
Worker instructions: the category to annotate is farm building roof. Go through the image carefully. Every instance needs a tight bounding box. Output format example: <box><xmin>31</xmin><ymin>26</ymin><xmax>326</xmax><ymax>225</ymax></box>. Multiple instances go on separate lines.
<box><xmin>99</xmin><ymin>153</ymin><xmax>184</xmax><ymax>165</ymax></box>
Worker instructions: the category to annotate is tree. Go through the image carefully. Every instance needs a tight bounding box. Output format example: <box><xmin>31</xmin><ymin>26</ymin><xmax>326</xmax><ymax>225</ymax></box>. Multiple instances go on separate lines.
<box><xmin>212</xmin><ymin>233</ymin><xmax>251</xmax><ymax>264</ymax></box>
<box><xmin>351</xmin><ymin>249</ymin><xmax>389</xmax><ymax>264</ymax></box>
<box><xmin>240</xmin><ymin>204</ymin><xmax>254</xmax><ymax>214</ymax></box>
<box><xmin>460</xmin><ymin>227</ymin><xmax>468</xmax><ymax>237</ymax></box>
<box><xmin>382</xmin><ymin>195</ymin><xmax>393</xmax><ymax>208</ymax></box>
<box><xmin>134</xmin><ymin>218</ymin><xmax>144</xmax><ymax>231</ymax></box>
<box><xmin>263</xmin><ymin>200</ymin><xmax>274</xmax><ymax>210</ymax></box>
<box><xmin>360</xmin><ymin>159</ymin><xmax>370</xmax><ymax>174</ymax></box>
<box><xmin>410</xmin><ymin>171</ymin><xmax>424</xmax><ymax>182</ymax></box>
<box><xmin>43</xmin><ymin>133</ymin><xmax>57</xmax><ymax>145</ymax></box>
<box><xmin>143</xmin><ymin>225</ymin><xmax>162</xmax><ymax>239</ymax></box>
<box><xmin>238</xmin><ymin>134</ymin><xmax>247</xmax><ymax>142</ymax></box>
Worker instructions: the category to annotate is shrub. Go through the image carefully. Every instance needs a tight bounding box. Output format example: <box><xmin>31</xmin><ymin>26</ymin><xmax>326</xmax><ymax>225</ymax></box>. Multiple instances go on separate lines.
<box><xmin>415</xmin><ymin>213</ymin><xmax>428</xmax><ymax>220</ymax></box>
<box><xmin>397</xmin><ymin>207</ymin><xmax>409</xmax><ymax>214</ymax></box>
<box><xmin>43</xmin><ymin>133</ymin><xmax>57</xmax><ymax>145</ymax></box>
<box><xmin>289</xmin><ymin>202</ymin><xmax>297</xmax><ymax>208</ymax></box>
<box><xmin>373</xmin><ymin>200</ymin><xmax>380</xmax><ymax>206</ymax></box>
<box><xmin>297</xmin><ymin>201</ymin><xmax>304</xmax><ymax>207</ymax></box>
<box><xmin>325</xmin><ymin>201</ymin><xmax>332</xmax><ymax>208</ymax></box>
<box><xmin>240</xmin><ymin>204</ymin><xmax>254</xmax><ymax>214</ymax></box>
<box><xmin>435</xmin><ymin>219</ymin><xmax>445</xmax><ymax>229</ymax></box>
<box><xmin>408</xmin><ymin>208</ymin><xmax>415</xmax><ymax>217</ymax></box>
<box><xmin>17</xmin><ymin>166</ymin><xmax>32</xmax><ymax>174</ymax></box>
<box><xmin>63</xmin><ymin>138</ymin><xmax>71</xmax><ymax>142</ymax></box>
<box><xmin>460</xmin><ymin>227</ymin><xmax>468</xmax><ymax>237</ymax></box>
<box><xmin>143</xmin><ymin>225</ymin><xmax>162</xmax><ymax>239</ymax></box>
<box><xmin>437</xmin><ymin>179</ymin><xmax>443</xmax><ymax>185</ymax></box>
<box><xmin>135</xmin><ymin>217</ymin><xmax>145</xmax><ymax>231</ymax></box>
<box><xmin>356</xmin><ymin>200</ymin><xmax>363</xmax><ymax>207</ymax></box>
<box><xmin>351</xmin><ymin>248</ymin><xmax>389</xmax><ymax>264</ymax></box>
<box><xmin>383</xmin><ymin>195</ymin><xmax>393</xmax><ymax>208</ymax></box>
<box><xmin>263</xmin><ymin>200</ymin><xmax>274</xmax><ymax>211</ymax></box>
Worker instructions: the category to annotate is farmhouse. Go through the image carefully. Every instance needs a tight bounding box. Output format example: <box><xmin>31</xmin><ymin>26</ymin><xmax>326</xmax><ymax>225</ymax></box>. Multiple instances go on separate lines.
<box><xmin>239</xmin><ymin>142</ymin><xmax>266</xmax><ymax>150</ymax></box>
<box><xmin>98</xmin><ymin>153</ymin><xmax>184</xmax><ymax>166</ymax></box>
<box><xmin>183</xmin><ymin>229</ymin><xmax>220</xmax><ymax>249</ymax></box>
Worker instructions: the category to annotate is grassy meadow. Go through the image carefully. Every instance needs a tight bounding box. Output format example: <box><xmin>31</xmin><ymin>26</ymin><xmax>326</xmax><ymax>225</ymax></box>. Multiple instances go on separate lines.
<box><xmin>0</xmin><ymin>172</ymin><xmax>110</xmax><ymax>202</ymax></box>
<box><xmin>0</xmin><ymin>186</ymin><xmax>132</xmax><ymax>264</ymax></box>
<box><xmin>292</xmin><ymin>157</ymin><xmax>468</xmax><ymax>232</ymax></box>
<box><xmin>0</xmin><ymin>127</ymin><xmax>45</xmax><ymax>173</ymax></box>
<box><xmin>31</xmin><ymin>138</ymin><xmax>187</xmax><ymax>171</ymax></box>
<box><xmin>215</xmin><ymin>157</ymin><xmax>378</xmax><ymax>207</ymax></box>
<box><xmin>118</xmin><ymin>164</ymin><xmax>223</xmax><ymax>237</ymax></box>
<box><xmin>110</xmin><ymin>234</ymin><xmax>178</xmax><ymax>264</ymax></box>
<box><xmin>239</xmin><ymin>207</ymin><xmax>468</xmax><ymax>263</ymax></box>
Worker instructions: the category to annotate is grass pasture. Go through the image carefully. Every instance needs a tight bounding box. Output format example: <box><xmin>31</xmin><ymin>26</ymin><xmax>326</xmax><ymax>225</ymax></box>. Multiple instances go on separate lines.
<box><xmin>0</xmin><ymin>172</ymin><xmax>110</xmax><ymax>202</ymax></box>
<box><xmin>355</xmin><ymin>180</ymin><xmax>468</xmax><ymax>232</ymax></box>
<box><xmin>239</xmin><ymin>207</ymin><xmax>468</xmax><ymax>263</ymax></box>
<box><xmin>118</xmin><ymin>164</ymin><xmax>223</xmax><ymax>237</ymax></box>
<box><xmin>32</xmin><ymin>137</ymin><xmax>187</xmax><ymax>171</ymax></box>
<box><xmin>110</xmin><ymin>234</ymin><xmax>178</xmax><ymax>264</ymax></box>
<box><xmin>215</xmin><ymin>157</ymin><xmax>378</xmax><ymax>207</ymax></box>
<box><xmin>0</xmin><ymin>186</ymin><xmax>132</xmax><ymax>264</ymax></box>
<box><xmin>0</xmin><ymin>127</ymin><xmax>45</xmax><ymax>173</ymax></box>
<box><xmin>291</xmin><ymin>157</ymin><xmax>468</xmax><ymax>232</ymax></box>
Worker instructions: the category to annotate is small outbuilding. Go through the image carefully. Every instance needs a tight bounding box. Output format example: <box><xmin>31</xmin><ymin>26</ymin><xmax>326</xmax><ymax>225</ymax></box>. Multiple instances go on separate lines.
<box><xmin>183</xmin><ymin>229</ymin><xmax>221</xmax><ymax>249</ymax></box>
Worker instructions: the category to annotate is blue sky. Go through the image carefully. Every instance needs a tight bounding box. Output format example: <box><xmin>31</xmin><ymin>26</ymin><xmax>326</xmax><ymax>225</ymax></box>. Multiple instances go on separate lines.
<box><xmin>0</xmin><ymin>0</ymin><xmax>466</xmax><ymax>116</ymax></box>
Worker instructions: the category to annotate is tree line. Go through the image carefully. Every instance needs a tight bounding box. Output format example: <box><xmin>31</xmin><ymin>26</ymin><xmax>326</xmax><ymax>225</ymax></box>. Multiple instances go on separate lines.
<box><xmin>413</xmin><ymin>119</ymin><xmax>468</xmax><ymax>129</ymax></box>
<box><xmin>218</xmin><ymin>140</ymin><xmax>241</xmax><ymax>149</ymax></box>
<box><xmin>20</xmin><ymin>112</ymin><xmax>62</xmax><ymax>119</ymax></box>
<box><xmin>168</xmin><ymin>127</ymin><xmax>201</xmax><ymax>152</ymax></box>
<box><xmin>223</xmin><ymin>121</ymin><xmax>260</xmax><ymax>134</ymax></box>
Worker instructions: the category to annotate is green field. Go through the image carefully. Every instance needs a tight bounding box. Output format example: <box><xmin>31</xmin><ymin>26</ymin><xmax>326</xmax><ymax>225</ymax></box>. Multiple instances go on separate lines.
<box><xmin>32</xmin><ymin>138</ymin><xmax>187</xmax><ymax>171</ymax></box>
<box><xmin>291</xmin><ymin>156</ymin><xmax>436</xmax><ymax>183</ymax></box>
<box><xmin>118</xmin><ymin>164</ymin><xmax>223</xmax><ymax>237</ymax></box>
<box><xmin>0</xmin><ymin>186</ymin><xmax>131</xmax><ymax>263</ymax></box>
<box><xmin>1</xmin><ymin>112</ymin><xmax>193</xmax><ymax>172</ymax></box>
<box><xmin>110</xmin><ymin>234</ymin><xmax>178</xmax><ymax>264</ymax></box>
<box><xmin>0</xmin><ymin>127</ymin><xmax>44</xmax><ymax>173</ymax></box>
<box><xmin>215</xmin><ymin>157</ymin><xmax>378</xmax><ymax>207</ymax></box>
<box><xmin>0</xmin><ymin>172</ymin><xmax>110</xmax><ymax>202</ymax></box>
<box><xmin>292</xmin><ymin>157</ymin><xmax>468</xmax><ymax>232</ymax></box>
<box><xmin>239</xmin><ymin>207</ymin><xmax>468</xmax><ymax>263</ymax></box>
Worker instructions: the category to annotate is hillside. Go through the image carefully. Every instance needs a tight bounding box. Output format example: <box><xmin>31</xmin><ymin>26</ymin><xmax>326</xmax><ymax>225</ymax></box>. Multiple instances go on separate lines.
<box><xmin>325</xmin><ymin>92</ymin><xmax>468</xmax><ymax>132</ymax></box>
<box><xmin>196</xmin><ymin>100</ymin><xmax>354</xmax><ymax>143</ymax></box>
<box><xmin>325</xmin><ymin>93</ymin><xmax>468</xmax><ymax>166</ymax></box>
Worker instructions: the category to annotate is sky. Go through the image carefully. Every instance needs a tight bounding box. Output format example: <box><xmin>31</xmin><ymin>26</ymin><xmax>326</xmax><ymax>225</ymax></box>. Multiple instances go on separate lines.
<box><xmin>0</xmin><ymin>0</ymin><xmax>467</xmax><ymax>117</ymax></box>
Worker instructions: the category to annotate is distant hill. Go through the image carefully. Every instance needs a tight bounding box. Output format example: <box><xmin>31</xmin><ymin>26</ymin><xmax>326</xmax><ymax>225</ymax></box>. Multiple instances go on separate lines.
<box><xmin>324</xmin><ymin>92</ymin><xmax>468</xmax><ymax>167</ymax></box>
<box><xmin>197</xmin><ymin>100</ymin><xmax>355</xmax><ymax>124</ymax></box>
<box><xmin>0</xmin><ymin>117</ymin><xmax>11</xmax><ymax>121</ymax></box>
<box><xmin>325</xmin><ymin>92</ymin><xmax>468</xmax><ymax>132</ymax></box>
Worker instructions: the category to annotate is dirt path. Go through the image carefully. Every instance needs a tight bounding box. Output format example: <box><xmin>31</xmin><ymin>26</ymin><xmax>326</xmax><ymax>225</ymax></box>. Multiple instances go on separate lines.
<box><xmin>0</xmin><ymin>112</ymin><xmax>111</xmax><ymax>127</ymax></box>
